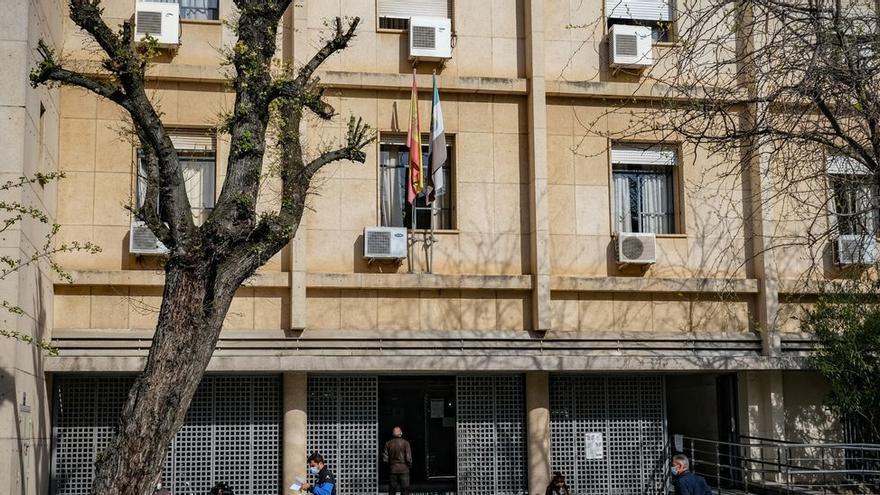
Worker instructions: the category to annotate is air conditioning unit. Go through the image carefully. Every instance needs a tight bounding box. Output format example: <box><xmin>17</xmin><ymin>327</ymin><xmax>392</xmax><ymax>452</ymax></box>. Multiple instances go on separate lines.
<box><xmin>135</xmin><ymin>1</ymin><xmax>180</xmax><ymax>47</ymax></box>
<box><xmin>364</xmin><ymin>227</ymin><xmax>407</xmax><ymax>260</ymax></box>
<box><xmin>408</xmin><ymin>17</ymin><xmax>452</xmax><ymax>61</ymax></box>
<box><xmin>836</xmin><ymin>234</ymin><xmax>878</xmax><ymax>265</ymax></box>
<box><xmin>616</xmin><ymin>232</ymin><xmax>656</xmax><ymax>264</ymax></box>
<box><xmin>130</xmin><ymin>220</ymin><xmax>168</xmax><ymax>255</ymax></box>
<box><xmin>609</xmin><ymin>24</ymin><xmax>653</xmax><ymax>69</ymax></box>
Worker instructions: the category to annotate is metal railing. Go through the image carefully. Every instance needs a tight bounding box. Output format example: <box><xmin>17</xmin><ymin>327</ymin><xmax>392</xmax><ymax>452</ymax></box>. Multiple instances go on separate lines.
<box><xmin>667</xmin><ymin>434</ymin><xmax>880</xmax><ymax>494</ymax></box>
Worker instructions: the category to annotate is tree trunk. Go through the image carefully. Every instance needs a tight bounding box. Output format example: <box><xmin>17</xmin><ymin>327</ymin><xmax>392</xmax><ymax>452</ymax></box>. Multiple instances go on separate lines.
<box><xmin>91</xmin><ymin>260</ymin><xmax>238</xmax><ymax>495</ymax></box>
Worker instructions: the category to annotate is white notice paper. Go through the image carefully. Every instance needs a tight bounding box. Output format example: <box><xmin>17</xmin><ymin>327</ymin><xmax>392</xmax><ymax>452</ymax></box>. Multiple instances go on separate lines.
<box><xmin>585</xmin><ymin>432</ymin><xmax>604</xmax><ymax>459</ymax></box>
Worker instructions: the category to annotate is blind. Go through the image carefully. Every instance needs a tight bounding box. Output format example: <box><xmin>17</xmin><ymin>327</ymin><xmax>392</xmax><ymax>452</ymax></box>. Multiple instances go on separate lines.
<box><xmin>606</xmin><ymin>0</ymin><xmax>672</xmax><ymax>21</ymax></box>
<box><xmin>168</xmin><ymin>129</ymin><xmax>215</xmax><ymax>151</ymax></box>
<box><xmin>379</xmin><ymin>0</ymin><xmax>452</xmax><ymax>19</ymax></box>
<box><xmin>611</xmin><ymin>144</ymin><xmax>677</xmax><ymax>166</ymax></box>
<box><xmin>828</xmin><ymin>155</ymin><xmax>871</xmax><ymax>175</ymax></box>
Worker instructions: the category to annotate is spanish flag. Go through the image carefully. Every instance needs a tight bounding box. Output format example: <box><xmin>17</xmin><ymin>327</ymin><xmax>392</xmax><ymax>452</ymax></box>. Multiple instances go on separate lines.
<box><xmin>406</xmin><ymin>71</ymin><xmax>423</xmax><ymax>204</ymax></box>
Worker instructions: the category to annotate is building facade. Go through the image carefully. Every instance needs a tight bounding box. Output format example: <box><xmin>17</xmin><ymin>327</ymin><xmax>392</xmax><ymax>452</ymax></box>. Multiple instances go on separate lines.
<box><xmin>1</xmin><ymin>0</ymin><xmax>844</xmax><ymax>494</ymax></box>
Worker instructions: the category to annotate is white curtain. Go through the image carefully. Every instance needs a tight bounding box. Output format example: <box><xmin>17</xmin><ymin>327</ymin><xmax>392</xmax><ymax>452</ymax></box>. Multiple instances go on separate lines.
<box><xmin>613</xmin><ymin>174</ymin><xmax>632</xmax><ymax>233</ymax></box>
<box><xmin>640</xmin><ymin>173</ymin><xmax>671</xmax><ymax>234</ymax></box>
<box><xmin>380</xmin><ymin>151</ymin><xmax>405</xmax><ymax>228</ymax></box>
<box><xmin>154</xmin><ymin>0</ymin><xmax>218</xmax><ymax>19</ymax></box>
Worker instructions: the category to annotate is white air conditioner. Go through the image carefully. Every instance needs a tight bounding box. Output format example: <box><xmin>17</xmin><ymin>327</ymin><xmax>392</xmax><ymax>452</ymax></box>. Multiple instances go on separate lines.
<box><xmin>836</xmin><ymin>234</ymin><xmax>878</xmax><ymax>265</ymax></box>
<box><xmin>135</xmin><ymin>1</ymin><xmax>180</xmax><ymax>47</ymax></box>
<box><xmin>408</xmin><ymin>17</ymin><xmax>452</xmax><ymax>61</ymax></box>
<box><xmin>130</xmin><ymin>220</ymin><xmax>168</xmax><ymax>255</ymax></box>
<box><xmin>364</xmin><ymin>227</ymin><xmax>408</xmax><ymax>260</ymax></box>
<box><xmin>616</xmin><ymin>232</ymin><xmax>656</xmax><ymax>264</ymax></box>
<box><xmin>609</xmin><ymin>24</ymin><xmax>653</xmax><ymax>69</ymax></box>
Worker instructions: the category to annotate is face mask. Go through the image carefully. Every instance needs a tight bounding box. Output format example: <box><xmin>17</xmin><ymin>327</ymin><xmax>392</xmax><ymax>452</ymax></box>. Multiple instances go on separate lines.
<box><xmin>308</xmin><ymin>466</ymin><xmax>320</xmax><ymax>475</ymax></box>
<box><xmin>670</xmin><ymin>466</ymin><xmax>678</xmax><ymax>476</ymax></box>
<box><xmin>394</xmin><ymin>432</ymin><xmax>402</xmax><ymax>437</ymax></box>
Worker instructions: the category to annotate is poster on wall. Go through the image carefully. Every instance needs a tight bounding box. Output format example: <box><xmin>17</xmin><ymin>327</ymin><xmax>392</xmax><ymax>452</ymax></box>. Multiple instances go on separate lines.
<box><xmin>585</xmin><ymin>432</ymin><xmax>604</xmax><ymax>459</ymax></box>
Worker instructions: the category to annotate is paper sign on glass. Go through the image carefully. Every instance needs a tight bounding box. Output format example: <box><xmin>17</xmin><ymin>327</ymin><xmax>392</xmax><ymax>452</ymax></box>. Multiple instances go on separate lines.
<box><xmin>585</xmin><ymin>432</ymin><xmax>604</xmax><ymax>459</ymax></box>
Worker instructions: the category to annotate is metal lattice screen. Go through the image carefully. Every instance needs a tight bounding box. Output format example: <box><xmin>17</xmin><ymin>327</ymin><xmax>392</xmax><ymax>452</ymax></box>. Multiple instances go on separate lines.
<box><xmin>51</xmin><ymin>375</ymin><xmax>281</xmax><ymax>495</ymax></box>
<box><xmin>456</xmin><ymin>375</ymin><xmax>527</xmax><ymax>495</ymax></box>
<box><xmin>307</xmin><ymin>375</ymin><xmax>378</xmax><ymax>495</ymax></box>
<box><xmin>550</xmin><ymin>375</ymin><xmax>666</xmax><ymax>495</ymax></box>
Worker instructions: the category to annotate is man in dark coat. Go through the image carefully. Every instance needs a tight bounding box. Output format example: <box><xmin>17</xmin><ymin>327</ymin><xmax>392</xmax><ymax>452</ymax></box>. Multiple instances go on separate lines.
<box><xmin>383</xmin><ymin>426</ymin><xmax>413</xmax><ymax>495</ymax></box>
<box><xmin>670</xmin><ymin>454</ymin><xmax>713</xmax><ymax>495</ymax></box>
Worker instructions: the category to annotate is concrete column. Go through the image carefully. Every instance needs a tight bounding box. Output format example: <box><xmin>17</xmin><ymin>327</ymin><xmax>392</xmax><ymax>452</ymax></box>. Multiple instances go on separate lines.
<box><xmin>286</xmin><ymin>0</ymin><xmax>309</xmax><ymax>330</ymax></box>
<box><xmin>738</xmin><ymin>371</ymin><xmax>785</xmax><ymax>441</ymax></box>
<box><xmin>526</xmin><ymin>372</ymin><xmax>551</xmax><ymax>495</ymax></box>
<box><xmin>282</xmin><ymin>372</ymin><xmax>308</xmax><ymax>488</ymax></box>
<box><xmin>524</xmin><ymin>0</ymin><xmax>552</xmax><ymax>333</ymax></box>
<box><xmin>739</xmin><ymin>4</ymin><xmax>781</xmax><ymax>356</ymax></box>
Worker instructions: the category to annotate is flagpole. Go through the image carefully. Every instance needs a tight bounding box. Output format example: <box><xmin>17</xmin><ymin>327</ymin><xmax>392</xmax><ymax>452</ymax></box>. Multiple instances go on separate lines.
<box><xmin>427</xmin><ymin>69</ymin><xmax>437</xmax><ymax>274</ymax></box>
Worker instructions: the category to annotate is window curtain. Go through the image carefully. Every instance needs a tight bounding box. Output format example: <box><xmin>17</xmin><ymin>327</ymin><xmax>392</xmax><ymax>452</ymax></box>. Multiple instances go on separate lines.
<box><xmin>380</xmin><ymin>150</ymin><xmax>406</xmax><ymax>228</ymax></box>
<box><xmin>640</xmin><ymin>173</ymin><xmax>672</xmax><ymax>234</ymax></box>
<box><xmin>833</xmin><ymin>178</ymin><xmax>877</xmax><ymax>235</ymax></box>
<box><xmin>154</xmin><ymin>0</ymin><xmax>218</xmax><ymax>20</ymax></box>
<box><xmin>613</xmin><ymin>174</ymin><xmax>632</xmax><ymax>233</ymax></box>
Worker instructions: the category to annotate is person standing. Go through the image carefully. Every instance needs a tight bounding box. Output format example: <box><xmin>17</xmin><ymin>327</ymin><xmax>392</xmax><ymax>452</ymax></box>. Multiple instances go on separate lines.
<box><xmin>301</xmin><ymin>452</ymin><xmax>336</xmax><ymax>495</ymax></box>
<box><xmin>670</xmin><ymin>454</ymin><xmax>712</xmax><ymax>495</ymax></box>
<box><xmin>382</xmin><ymin>426</ymin><xmax>413</xmax><ymax>495</ymax></box>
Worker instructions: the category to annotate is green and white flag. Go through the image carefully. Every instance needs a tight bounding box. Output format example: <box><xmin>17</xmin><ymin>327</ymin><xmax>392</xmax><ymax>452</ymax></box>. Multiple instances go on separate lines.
<box><xmin>427</xmin><ymin>74</ymin><xmax>447</xmax><ymax>204</ymax></box>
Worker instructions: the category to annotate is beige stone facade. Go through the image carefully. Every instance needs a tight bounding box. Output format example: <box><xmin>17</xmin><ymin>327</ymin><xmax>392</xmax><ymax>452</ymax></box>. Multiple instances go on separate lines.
<box><xmin>0</xmin><ymin>0</ymin><xmax>845</xmax><ymax>494</ymax></box>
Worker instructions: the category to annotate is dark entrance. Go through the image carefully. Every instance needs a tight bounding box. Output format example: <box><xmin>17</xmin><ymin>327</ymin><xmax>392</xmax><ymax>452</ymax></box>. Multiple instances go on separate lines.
<box><xmin>378</xmin><ymin>376</ymin><xmax>457</xmax><ymax>494</ymax></box>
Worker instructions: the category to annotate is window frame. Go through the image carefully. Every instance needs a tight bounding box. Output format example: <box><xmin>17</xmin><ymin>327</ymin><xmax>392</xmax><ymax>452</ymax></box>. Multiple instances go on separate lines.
<box><xmin>375</xmin><ymin>0</ymin><xmax>455</xmax><ymax>33</ymax></box>
<box><xmin>135</xmin><ymin>129</ymin><xmax>217</xmax><ymax>226</ymax></box>
<box><xmin>604</xmin><ymin>0</ymin><xmax>677</xmax><ymax>44</ymax></box>
<box><xmin>609</xmin><ymin>142</ymin><xmax>683</xmax><ymax>236</ymax></box>
<box><xmin>827</xmin><ymin>156</ymin><xmax>880</xmax><ymax>237</ymax></box>
<box><xmin>377</xmin><ymin>132</ymin><xmax>457</xmax><ymax>233</ymax></box>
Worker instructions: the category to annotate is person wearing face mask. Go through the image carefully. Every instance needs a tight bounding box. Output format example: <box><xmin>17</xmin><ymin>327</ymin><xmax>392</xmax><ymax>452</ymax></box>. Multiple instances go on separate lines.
<box><xmin>382</xmin><ymin>426</ymin><xmax>413</xmax><ymax>495</ymax></box>
<box><xmin>669</xmin><ymin>454</ymin><xmax>712</xmax><ymax>495</ymax></box>
<box><xmin>300</xmin><ymin>452</ymin><xmax>336</xmax><ymax>495</ymax></box>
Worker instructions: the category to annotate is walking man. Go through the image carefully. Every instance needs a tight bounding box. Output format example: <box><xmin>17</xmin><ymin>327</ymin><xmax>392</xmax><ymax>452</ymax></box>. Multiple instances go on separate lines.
<box><xmin>383</xmin><ymin>426</ymin><xmax>413</xmax><ymax>495</ymax></box>
<box><xmin>670</xmin><ymin>454</ymin><xmax>712</xmax><ymax>495</ymax></box>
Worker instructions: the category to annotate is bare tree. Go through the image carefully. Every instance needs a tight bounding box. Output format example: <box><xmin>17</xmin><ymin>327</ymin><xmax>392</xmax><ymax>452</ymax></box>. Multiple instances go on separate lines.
<box><xmin>578</xmin><ymin>0</ymin><xmax>880</xmax><ymax>277</ymax></box>
<box><xmin>30</xmin><ymin>1</ymin><xmax>374</xmax><ymax>493</ymax></box>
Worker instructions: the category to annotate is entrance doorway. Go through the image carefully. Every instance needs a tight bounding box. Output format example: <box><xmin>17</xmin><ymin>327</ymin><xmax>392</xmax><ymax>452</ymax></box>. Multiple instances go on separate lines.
<box><xmin>378</xmin><ymin>376</ymin><xmax>457</xmax><ymax>494</ymax></box>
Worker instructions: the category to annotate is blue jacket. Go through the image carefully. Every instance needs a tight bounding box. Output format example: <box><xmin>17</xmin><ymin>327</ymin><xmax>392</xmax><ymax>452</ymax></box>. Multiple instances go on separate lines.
<box><xmin>311</xmin><ymin>467</ymin><xmax>336</xmax><ymax>495</ymax></box>
<box><xmin>672</xmin><ymin>471</ymin><xmax>712</xmax><ymax>495</ymax></box>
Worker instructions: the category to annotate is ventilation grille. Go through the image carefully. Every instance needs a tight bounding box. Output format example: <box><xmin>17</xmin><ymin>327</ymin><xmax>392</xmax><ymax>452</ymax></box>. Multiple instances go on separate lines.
<box><xmin>130</xmin><ymin>221</ymin><xmax>167</xmax><ymax>254</ymax></box>
<box><xmin>307</xmin><ymin>376</ymin><xmax>378</xmax><ymax>495</ymax></box>
<box><xmin>366</xmin><ymin>230</ymin><xmax>391</xmax><ymax>256</ymax></box>
<box><xmin>837</xmin><ymin>235</ymin><xmax>878</xmax><ymax>264</ymax></box>
<box><xmin>457</xmin><ymin>375</ymin><xmax>527</xmax><ymax>495</ymax></box>
<box><xmin>550</xmin><ymin>375</ymin><xmax>666</xmax><ymax>495</ymax></box>
<box><xmin>136</xmin><ymin>10</ymin><xmax>163</xmax><ymax>35</ymax></box>
<box><xmin>51</xmin><ymin>375</ymin><xmax>281</xmax><ymax>495</ymax></box>
<box><xmin>412</xmin><ymin>25</ymin><xmax>437</xmax><ymax>49</ymax></box>
<box><xmin>615</xmin><ymin>33</ymin><xmax>639</xmax><ymax>57</ymax></box>
<box><xmin>621</xmin><ymin>236</ymin><xmax>646</xmax><ymax>259</ymax></box>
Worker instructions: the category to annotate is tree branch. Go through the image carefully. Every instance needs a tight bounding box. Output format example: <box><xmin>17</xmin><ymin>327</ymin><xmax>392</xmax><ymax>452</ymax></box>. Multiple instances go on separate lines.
<box><xmin>29</xmin><ymin>40</ymin><xmax>131</xmax><ymax>110</ymax></box>
<box><xmin>303</xmin><ymin>116</ymin><xmax>375</xmax><ymax>179</ymax></box>
<box><xmin>296</xmin><ymin>17</ymin><xmax>361</xmax><ymax>86</ymax></box>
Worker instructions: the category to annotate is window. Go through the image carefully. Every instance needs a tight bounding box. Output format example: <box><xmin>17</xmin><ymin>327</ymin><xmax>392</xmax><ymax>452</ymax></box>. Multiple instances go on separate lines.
<box><xmin>378</xmin><ymin>0</ymin><xmax>452</xmax><ymax>30</ymax></box>
<box><xmin>611</xmin><ymin>143</ymin><xmax>678</xmax><ymax>234</ymax></box>
<box><xmin>379</xmin><ymin>136</ymin><xmax>453</xmax><ymax>230</ymax></box>
<box><xmin>154</xmin><ymin>0</ymin><xmax>219</xmax><ymax>20</ymax></box>
<box><xmin>137</xmin><ymin>130</ymin><xmax>216</xmax><ymax>225</ymax></box>
<box><xmin>829</xmin><ymin>156</ymin><xmax>878</xmax><ymax>236</ymax></box>
<box><xmin>606</xmin><ymin>0</ymin><xmax>673</xmax><ymax>42</ymax></box>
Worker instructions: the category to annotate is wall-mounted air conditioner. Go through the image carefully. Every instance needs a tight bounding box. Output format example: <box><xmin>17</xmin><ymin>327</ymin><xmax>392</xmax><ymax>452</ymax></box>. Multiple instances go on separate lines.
<box><xmin>135</xmin><ymin>1</ymin><xmax>180</xmax><ymax>47</ymax></box>
<box><xmin>364</xmin><ymin>227</ymin><xmax>407</xmax><ymax>260</ymax></box>
<box><xmin>408</xmin><ymin>17</ymin><xmax>452</xmax><ymax>61</ymax></box>
<box><xmin>836</xmin><ymin>234</ymin><xmax>878</xmax><ymax>265</ymax></box>
<box><xmin>616</xmin><ymin>232</ymin><xmax>656</xmax><ymax>264</ymax></box>
<box><xmin>130</xmin><ymin>220</ymin><xmax>168</xmax><ymax>255</ymax></box>
<box><xmin>609</xmin><ymin>24</ymin><xmax>653</xmax><ymax>69</ymax></box>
